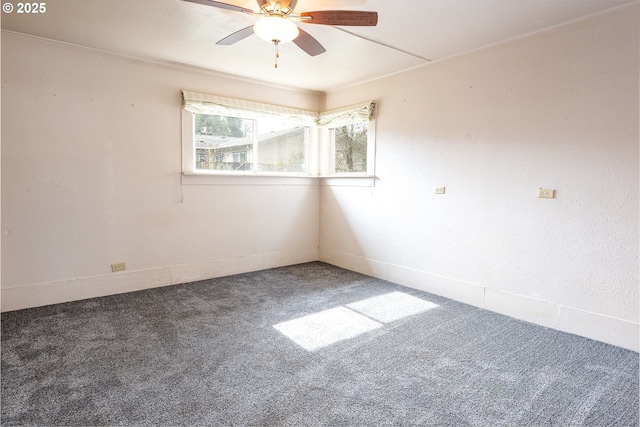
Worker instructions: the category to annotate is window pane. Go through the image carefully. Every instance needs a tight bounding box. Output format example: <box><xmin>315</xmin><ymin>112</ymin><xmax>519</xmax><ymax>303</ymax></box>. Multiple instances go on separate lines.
<box><xmin>256</xmin><ymin>119</ymin><xmax>309</xmax><ymax>173</ymax></box>
<box><xmin>194</xmin><ymin>114</ymin><xmax>253</xmax><ymax>171</ymax></box>
<box><xmin>333</xmin><ymin>123</ymin><xmax>368</xmax><ymax>173</ymax></box>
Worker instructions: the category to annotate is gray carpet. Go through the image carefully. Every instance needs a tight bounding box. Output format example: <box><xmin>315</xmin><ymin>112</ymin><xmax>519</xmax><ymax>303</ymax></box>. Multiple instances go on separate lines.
<box><xmin>1</xmin><ymin>262</ymin><xmax>638</xmax><ymax>426</ymax></box>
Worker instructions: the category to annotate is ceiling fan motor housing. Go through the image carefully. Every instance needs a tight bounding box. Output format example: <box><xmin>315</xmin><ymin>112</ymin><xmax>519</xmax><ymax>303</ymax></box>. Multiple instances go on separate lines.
<box><xmin>257</xmin><ymin>0</ymin><xmax>298</xmax><ymax>15</ymax></box>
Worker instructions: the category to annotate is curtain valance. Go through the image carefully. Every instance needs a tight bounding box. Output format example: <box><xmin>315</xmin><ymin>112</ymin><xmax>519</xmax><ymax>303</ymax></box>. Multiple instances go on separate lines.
<box><xmin>182</xmin><ymin>90</ymin><xmax>318</xmax><ymax>126</ymax></box>
<box><xmin>318</xmin><ymin>100</ymin><xmax>375</xmax><ymax>127</ymax></box>
<box><xmin>183</xmin><ymin>90</ymin><xmax>374</xmax><ymax>128</ymax></box>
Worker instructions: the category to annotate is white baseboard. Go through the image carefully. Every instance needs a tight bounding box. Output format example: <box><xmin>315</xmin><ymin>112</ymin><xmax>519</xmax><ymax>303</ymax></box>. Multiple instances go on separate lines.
<box><xmin>170</xmin><ymin>248</ymin><xmax>319</xmax><ymax>285</ymax></box>
<box><xmin>0</xmin><ymin>247</ymin><xmax>319</xmax><ymax>313</ymax></box>
<box><xmin>320</xmin><ymin>249</ymin><xmax>639</xmax><ymax>352</ymax></box>
<box><xmin>558</xmin><ymin>305</ymin><xmax>639</xmax><ymax>352</ymax></box>
<box><xmin>0</xmin><ymin>268</ymin><xmax>173</xmax><ymax>312</ymax></box>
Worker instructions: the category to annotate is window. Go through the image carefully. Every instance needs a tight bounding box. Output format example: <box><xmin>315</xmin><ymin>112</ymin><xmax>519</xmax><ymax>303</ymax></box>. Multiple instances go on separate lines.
<box><xmin>320</xmin><ymin>101</ymin><xmax>376</xmax><ymax>176</ymax></box>
<box><xmin>332</xmin><ymin>122</ymin><xmax>369</xmax><ymax>173</ymax></box>
<box><xmin>182</xmin><ymin>91</ymin><xmax>375</xmax><ymax>180</ymax></box>
<box><xmin>182</xmin><ymin>91</ymin><xmax>317</xmax><ymax>176</ymax></box>
<box><xmin>191</xmin><ymin>114</ymin><xmax>310</xmax><ymax>174</ymax></box>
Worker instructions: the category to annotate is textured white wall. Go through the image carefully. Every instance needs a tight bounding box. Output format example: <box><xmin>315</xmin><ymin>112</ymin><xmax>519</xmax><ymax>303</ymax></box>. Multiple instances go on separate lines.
<box><xmin>1</xmin><ymin>32</ymin><xmax>321</xmax><ymax>309</ymax></box>
<box><xmin>320</xmin><ymin>5</ymin><xmax>639</xmax><ymax>350</ymax></box>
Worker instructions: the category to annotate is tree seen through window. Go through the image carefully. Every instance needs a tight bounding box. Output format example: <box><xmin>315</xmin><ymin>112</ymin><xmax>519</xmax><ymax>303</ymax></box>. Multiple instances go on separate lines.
<box><xmin>334</xmin><ymin>123</ymin><xmax>368</xmax><ymax>173</ymax></box>
<box><xmin>195</xmin><ymin>114</ymin><xmax>249</xmax><ymax>138</ymax></box>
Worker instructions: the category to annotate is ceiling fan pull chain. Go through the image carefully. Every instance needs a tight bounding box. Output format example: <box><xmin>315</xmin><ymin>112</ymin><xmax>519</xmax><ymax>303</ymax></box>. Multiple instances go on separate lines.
<box><xmin>274</xmin><ymin>40</ymin><xmax>280</xmax><ymax>68</ymax></box>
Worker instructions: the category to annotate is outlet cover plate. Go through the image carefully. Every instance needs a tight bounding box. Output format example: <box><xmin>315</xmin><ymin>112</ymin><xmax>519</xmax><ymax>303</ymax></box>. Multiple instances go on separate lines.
<box><xmin>538</xmin><ymin>188</ymin><xmax>555</xmax><ymax>199</ymax></box>
<box><xmin>111</xmin><ymin>262</ymin><xmax>126</xmax><ymax>272</ymax></box>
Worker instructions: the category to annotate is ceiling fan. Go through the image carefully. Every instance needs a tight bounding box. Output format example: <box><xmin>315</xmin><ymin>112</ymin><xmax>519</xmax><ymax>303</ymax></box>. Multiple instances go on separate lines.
<box><xmin>182</xmin><ymin>0</ymin><xmax>378</xmax><ymax>66</ymax></box>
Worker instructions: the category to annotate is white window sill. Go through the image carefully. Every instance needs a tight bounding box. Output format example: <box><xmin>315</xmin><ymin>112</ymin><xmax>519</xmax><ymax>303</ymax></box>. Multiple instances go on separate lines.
<box><xmin>182</xmin><ymin>172</ymin><xmax>318</xmax><ymax>186</ymax></box>
<box><xmin>319</xmin><ymin>175</ymin><xmax>376</xmax><ymax>187</ymax></box>
<box><xmin>181</xmin><ymin>172</ymin><xmax>376</xmax><ymax>187</ymax></box>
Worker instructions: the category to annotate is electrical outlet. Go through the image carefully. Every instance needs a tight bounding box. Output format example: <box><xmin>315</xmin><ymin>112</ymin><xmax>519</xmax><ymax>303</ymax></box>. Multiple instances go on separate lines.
<box><xmin>111</xmin><ymin>262</ymin><xmax>126</xmax><ymax>272</ymax></box>
<box><xmin>538</xmin><ymin>188</ymin><xmax>555</xmax><ymax>199</ymax></box>
<box><xmin>435</xmin><ymin>186</ymin><xmax>446</xmax><ymax>195</ymax></box>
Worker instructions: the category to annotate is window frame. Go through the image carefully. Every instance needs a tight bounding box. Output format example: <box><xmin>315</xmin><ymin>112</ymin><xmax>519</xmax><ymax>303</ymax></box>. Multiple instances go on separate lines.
<box><xmin>181</xmin><ymin>91</ymin><xmax>375</xmax><ymax>186</ymax></box>
<box><xmin>182</xmin><ymin>110</ymin><xmax>318</xmax><ymax>179</ymax></box>
<box><xmin>325</xmin><ymin>119</ymin><xmax>376</xmax><ymax>177</ymax></box>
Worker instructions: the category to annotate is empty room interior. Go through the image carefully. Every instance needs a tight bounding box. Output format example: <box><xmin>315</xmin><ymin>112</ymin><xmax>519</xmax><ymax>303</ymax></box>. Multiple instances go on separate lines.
<box><xmin>1</xmin><ymin>0</ymin><xmax>639</xmax><ymax>425</ymax></box>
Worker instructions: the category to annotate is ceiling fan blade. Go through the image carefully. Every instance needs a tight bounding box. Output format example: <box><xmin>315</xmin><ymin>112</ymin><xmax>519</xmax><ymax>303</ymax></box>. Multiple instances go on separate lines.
<box><xmin>302</xmin><ymin>0</ymin><xmax>367</xmax><ymax>7</ymax></box>
<box><xmin>293</xmin><ymin>28</ymin><xmax>326</xmax><ymax>56</ymax></box>
<box><xmin>181</xmin><ymin>0</ymin><xmax>252</xmax><ymax>13</ymax></box>
<box><xmin>217</xmin><ymin>26</ymin><xmax>255</xmax><ymax>45</ymax></box>
<box><xmin>300</xmin><ymin>10</ymin><xmax>378</xmax><ymax>26</ymax></box>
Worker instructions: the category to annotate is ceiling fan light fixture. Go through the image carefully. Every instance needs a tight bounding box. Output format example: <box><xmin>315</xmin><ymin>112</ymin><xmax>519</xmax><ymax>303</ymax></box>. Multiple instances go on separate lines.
<box><xmin>254</xmin><ymin>16</ymin><xmax>299</xmax><ymax>44</ymax></box>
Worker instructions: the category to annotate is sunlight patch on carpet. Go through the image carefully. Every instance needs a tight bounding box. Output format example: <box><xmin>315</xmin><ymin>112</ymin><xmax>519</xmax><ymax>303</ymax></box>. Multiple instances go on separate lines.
<box><xmin>273</xmin><ymin>306</ymin><xmax>382</xmax><ymax>351</ymax></box>
<box><xmin>274</xmin><ymin>292</ymin><xmax>439</xmax><ymax>351</ymax></box>
<box><xmin>347</xmin><ymin>291</ymin><xmax>439</xmax><ymax>323</ymax></box>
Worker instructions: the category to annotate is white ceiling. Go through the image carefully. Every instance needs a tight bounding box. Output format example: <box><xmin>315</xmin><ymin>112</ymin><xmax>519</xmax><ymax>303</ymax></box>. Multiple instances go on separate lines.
<box><xmin>2</xmin><ymin>0</ymin><xmax>635</xmax><ymax>92</ymax></box>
